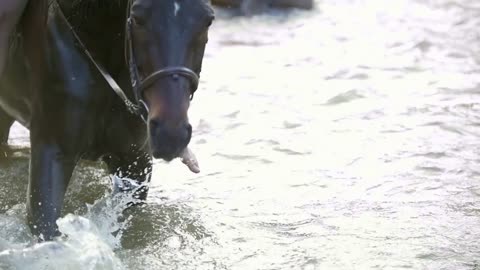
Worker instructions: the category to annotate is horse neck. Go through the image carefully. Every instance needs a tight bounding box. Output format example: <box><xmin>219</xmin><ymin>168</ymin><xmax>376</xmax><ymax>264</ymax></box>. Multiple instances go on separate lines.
<box><xmin>57</xmin><ymin>0</ymin><xmax>129</xmax><ymax>73</ymax></box>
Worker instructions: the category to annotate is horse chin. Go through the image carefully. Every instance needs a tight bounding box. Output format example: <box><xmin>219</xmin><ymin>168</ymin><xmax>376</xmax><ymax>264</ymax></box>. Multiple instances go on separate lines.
<box><xmin>152</xmin><ymin>152</ymin><xmax>176</xmax><ymax>162</ymax></box>
<box><xmin>151</xmin><ymin>148</ymin><xmax>184</xmax><ymax>162</ymax></box>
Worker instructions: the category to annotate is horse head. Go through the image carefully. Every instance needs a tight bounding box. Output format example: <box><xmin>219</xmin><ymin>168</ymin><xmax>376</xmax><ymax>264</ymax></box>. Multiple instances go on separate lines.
<box><xmin>128</xmin><ymin>0</ymin><xmax>214</xmax><ymax>161</ymax></box>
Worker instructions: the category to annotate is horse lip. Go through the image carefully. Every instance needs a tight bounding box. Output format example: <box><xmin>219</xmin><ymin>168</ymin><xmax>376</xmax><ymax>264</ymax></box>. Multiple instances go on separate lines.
<box><xmin>153</xmin><ymin>153</ymin><xmax>175</xmax><ymax>161</ymax></box>
<box><xmin>152</xmin><ymin>149</ymin><xmax>181</xmax><ymax>161</ymax></box>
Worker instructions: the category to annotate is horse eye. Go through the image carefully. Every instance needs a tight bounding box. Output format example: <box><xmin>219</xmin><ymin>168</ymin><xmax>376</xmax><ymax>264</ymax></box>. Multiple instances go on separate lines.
<box><xmin>206</xmin><ymin>17</ymin><xmax>214</xmax><ymax>27</ymax></box>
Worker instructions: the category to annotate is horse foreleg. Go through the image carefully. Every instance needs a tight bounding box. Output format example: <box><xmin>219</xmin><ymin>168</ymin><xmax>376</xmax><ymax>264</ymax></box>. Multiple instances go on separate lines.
<box><xmin>27</xmin><ymin>107</ymin><xmax>88</xmax><ymax>240</ymax></box>
<box><xmin>27</xmin><ymin>133</ymin><xmax>79</xmax><ymax>240</ymax></box>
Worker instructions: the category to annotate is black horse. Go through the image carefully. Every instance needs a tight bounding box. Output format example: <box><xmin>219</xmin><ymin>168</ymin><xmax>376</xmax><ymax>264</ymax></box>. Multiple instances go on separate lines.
<box><xmin>0</xmin><ymin>0</ymin><xmax>214</xmax><ymax>240</ymax></box>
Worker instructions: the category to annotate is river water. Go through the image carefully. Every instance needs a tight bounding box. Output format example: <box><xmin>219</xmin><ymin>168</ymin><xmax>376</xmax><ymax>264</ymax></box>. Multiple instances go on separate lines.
<box><xmin>1</xmin><ymin>0</ymin><xmax>480</xmax><ymax>269</ymax></box>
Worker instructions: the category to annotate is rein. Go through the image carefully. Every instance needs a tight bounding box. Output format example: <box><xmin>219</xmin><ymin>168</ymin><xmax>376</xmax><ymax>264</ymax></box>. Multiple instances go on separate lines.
<box><xmin>55</xmin><ymin>0</ymin><xmax>200</xmax><ymax>122</ymax></box>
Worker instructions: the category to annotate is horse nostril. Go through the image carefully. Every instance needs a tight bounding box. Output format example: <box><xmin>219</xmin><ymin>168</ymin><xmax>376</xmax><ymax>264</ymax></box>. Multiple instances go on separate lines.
<box><xmin>149</xmin><ymin>120</ymin><xmax>191</xmax><ymax>142</ymax></box>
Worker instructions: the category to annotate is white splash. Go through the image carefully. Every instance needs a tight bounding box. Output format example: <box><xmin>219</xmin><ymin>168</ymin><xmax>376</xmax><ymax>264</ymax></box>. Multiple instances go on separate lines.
<box><xmin>0</xmin><ymin>215</ymin><xmax>124</xmax><ymax>270</ymax></box>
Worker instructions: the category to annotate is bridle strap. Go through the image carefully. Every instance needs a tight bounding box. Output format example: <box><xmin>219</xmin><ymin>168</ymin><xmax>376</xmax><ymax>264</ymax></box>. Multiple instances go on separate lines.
<box><xmin>140</xmin><ymin>67</ymin><xmax>199</xmax><ymax>96</ymax></box>
<box><xmin>56</xmin><ymin>2</ymin><xmax>141</xmax><ymax>115</ymax></box>
<box><xmin>125</xmin><ymin>18</ymin><xmax>200</xmax><ymax>101</ymax></box>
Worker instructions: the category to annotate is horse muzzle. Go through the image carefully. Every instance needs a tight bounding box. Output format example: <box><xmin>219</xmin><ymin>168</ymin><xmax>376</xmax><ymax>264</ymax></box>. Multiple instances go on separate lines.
<box><xmin>148</xmin><ymin>119</ymin><xmax>192</xmax><ymax>161</ymax></box>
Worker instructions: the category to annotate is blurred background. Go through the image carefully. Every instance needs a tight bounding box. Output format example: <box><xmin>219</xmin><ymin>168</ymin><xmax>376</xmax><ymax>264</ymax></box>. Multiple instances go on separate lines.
<box><xmin>1</xmin><ymin>0</ymin><xmax>480</xmax><ymax>269</ymax></box>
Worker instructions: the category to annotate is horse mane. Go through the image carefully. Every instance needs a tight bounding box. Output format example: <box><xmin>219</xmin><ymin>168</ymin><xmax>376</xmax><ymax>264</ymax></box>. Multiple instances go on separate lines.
<box><xmin>66</xmin><ymin>0</ymin><xmax>123</xmax><ymax>14</ymax></box>
<box><xmin>54</xmin><ymin>0</ymin><xmax>127</xmax><ymax>30</ymax></box>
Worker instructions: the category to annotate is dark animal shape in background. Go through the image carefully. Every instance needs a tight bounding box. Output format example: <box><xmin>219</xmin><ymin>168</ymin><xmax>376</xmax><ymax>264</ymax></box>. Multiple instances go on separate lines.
<box><xmin>0</xmin><ymin>0</ymin><xmax>214</xmax><ymax>240</ymax></box>
<box><xmin>211</xmin><ymin>0</ymin><xmax>313</xmax><ymax>16</ymax></box>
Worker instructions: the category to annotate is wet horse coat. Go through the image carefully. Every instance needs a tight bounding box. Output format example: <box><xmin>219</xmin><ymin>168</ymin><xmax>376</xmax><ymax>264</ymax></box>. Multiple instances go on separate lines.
<box><xmin>0</xmin><ymin>0</ymin><xmax>214</xmax><ymax>240</ymax></box>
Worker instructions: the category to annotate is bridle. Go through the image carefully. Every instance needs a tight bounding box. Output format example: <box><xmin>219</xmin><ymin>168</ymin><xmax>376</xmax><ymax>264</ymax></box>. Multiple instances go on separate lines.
<box><xmin>57</xmin><ymin>0</ymin><xmax>200</xmax><ymax>122</ymax></box>
<box><xmin>125</xmin><ymin>0</ymin><xmax>200</xmax><ymax>118</ymax></box>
